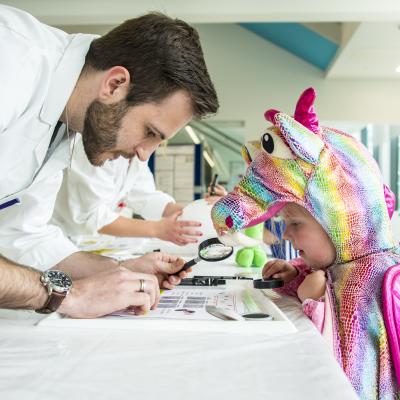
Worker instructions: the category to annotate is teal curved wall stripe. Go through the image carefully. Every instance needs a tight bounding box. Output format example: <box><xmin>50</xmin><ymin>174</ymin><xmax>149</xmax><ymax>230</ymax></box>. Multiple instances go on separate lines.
<box><xmin>240</xmin><ymin>22</ymin><xmax>339</xmax><ymax>71</ymax></box>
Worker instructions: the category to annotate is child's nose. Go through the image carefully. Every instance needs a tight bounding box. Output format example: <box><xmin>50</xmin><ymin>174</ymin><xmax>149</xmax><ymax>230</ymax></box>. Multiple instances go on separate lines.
<box><xmin>282</xmin><ymin>229</ymin><xmax>289</xmax><ymax>241</ymax></box>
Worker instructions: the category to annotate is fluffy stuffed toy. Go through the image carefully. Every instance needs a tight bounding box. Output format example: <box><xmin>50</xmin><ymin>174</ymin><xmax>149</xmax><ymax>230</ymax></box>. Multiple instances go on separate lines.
<box><xmin>235</xmin><ymin>223</ymin><xmax>267</xmax><ymax>268</ymax></box>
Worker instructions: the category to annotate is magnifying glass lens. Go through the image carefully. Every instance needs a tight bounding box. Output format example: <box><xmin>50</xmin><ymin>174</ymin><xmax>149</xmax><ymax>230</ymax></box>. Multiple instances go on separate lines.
<box><xmin>175</xmin><ymin>238</ymin><xmax>234</xmax><ymax>274</ymax></box>
<box><xmin>199</xmin><ymin>244</ymin><xmax>232</xmax><ymax>260</ymax></box>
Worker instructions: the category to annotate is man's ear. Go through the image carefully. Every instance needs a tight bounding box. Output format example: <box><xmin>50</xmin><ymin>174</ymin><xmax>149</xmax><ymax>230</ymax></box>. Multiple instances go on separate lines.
<box><xmin>98</xmin><ymin>66</ymin><xmax>131</xmax><ymax>103</ymax></box>
<box><xmin>274</xmin><ymin>113</ymin><xmax>324</xmax><ymax>165</ymax></box>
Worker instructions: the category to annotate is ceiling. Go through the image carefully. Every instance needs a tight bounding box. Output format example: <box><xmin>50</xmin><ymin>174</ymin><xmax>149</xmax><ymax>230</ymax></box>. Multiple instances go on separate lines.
<box><xmin>241</xmin><ymin>21</ymin><xmax>400</xmax><ymax>78</ymax></box>
<box><xmin>326</xmin><ymin>22</ymin><xmax>400</xmax><ymax>78</ymax></box>
<box><xmin>3</xmin><ymin>0</ymin><xmax>400</xmax><ymax>24</ymax></box>
<box><xmin>3</xmin><ymin>0</ymin><xmax>400</xmax><ymax>79</ymax></box>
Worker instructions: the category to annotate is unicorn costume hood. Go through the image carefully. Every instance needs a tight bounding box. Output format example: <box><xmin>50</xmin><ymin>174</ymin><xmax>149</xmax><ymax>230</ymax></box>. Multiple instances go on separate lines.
<box><xmin>212</xmin><ymin>88</ymin><xmax>394</xmax><ymax>264</ymax></box>
<box><xmin>211</xmin><ymin>88</ymin><xmax>400</xmax><ymax>398</ymax></box>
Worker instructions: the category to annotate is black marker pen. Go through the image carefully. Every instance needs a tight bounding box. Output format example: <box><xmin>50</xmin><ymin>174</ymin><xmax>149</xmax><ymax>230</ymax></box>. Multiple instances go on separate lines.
<box><xmin>209</xmin><ymin>174</ymin><xmax>219</xmax><ymax>196</ymax></box>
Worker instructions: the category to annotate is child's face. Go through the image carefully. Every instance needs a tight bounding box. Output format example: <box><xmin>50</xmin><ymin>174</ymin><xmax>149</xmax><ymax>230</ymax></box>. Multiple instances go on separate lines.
<box><xmin>281</xmin><ymin>203</ymin><xmax>336</xmax><ymax>269</ymax></box>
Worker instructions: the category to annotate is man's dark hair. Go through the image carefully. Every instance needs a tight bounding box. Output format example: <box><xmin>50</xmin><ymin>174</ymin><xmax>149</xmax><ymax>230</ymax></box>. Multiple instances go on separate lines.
<box><xmin>84</xmin><ymin>13</ymin><xmax>219</xmax><ymax>118</ymax></box>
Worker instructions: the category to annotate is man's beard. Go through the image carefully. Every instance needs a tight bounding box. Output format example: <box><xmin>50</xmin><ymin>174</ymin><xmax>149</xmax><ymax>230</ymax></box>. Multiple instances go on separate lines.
<box><xmin>81</xmin><ymin>99</ymin><xmax>129</xmax><ymax>166</ymax></box>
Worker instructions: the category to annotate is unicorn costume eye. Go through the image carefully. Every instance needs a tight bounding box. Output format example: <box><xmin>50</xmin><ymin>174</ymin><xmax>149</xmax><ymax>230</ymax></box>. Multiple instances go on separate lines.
<box><xmin>261</xmin><ymin>129</ymin><xmax>294</xmax><ymax>159</ymax></box>
<box><xmin>262</xmin><ymin>133</ymin><xmax>274</xmax><ymax>153</ymax></box>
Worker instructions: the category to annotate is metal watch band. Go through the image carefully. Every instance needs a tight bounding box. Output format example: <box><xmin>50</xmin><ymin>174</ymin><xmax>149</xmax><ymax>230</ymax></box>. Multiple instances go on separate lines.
<box><xmin>35</xmin><ymin>291</ymin><xmax>67</xmax><ymax>314</ymax></box>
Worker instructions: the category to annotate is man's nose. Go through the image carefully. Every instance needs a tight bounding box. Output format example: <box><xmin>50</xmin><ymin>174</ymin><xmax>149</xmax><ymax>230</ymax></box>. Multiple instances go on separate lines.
<box><xmin>136</xmin><ymin>142</ymin><xmax>160</xmax><ymax>161</ymax></box>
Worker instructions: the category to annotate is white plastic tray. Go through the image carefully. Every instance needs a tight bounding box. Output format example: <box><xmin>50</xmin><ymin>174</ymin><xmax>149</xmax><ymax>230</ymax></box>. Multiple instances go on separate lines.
<box><xmin>39</xmin><ymin>282</ymin><xmax>296</xmax><ymax>335</ymax></box>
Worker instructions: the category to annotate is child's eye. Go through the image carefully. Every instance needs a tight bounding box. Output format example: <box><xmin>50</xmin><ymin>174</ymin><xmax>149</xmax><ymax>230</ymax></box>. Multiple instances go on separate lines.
<box><xmin>147</xmin><ymin>130</ymin><xmax>156</xmax><ymax>138</ymax></box>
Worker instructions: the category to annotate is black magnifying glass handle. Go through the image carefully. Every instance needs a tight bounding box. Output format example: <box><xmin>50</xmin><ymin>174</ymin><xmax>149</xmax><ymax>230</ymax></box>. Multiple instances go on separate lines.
<box><xmin>175</xmin><ymin>256</ymin><xmax>201</xmax><ymax>275</ymax></box>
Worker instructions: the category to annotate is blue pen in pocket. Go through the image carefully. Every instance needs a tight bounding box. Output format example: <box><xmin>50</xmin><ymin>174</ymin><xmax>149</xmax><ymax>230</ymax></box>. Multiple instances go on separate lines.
<box><xmin>0</xmin><ymin>198</ymin><xmax>21</xmax><ymax>211</ymax></box>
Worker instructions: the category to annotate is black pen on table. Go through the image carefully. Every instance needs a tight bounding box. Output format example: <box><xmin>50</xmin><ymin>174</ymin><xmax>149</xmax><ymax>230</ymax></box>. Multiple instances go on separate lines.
<box><xmin>179</xmin><ymin>277</ymin><xmax>226</xmax><ymax>286</ymax></box>
<box><xmin>194</xmin><ymin>275</ymin><xmax>253</xmax><ymax>280</ymax></box>
<box><xmin>179</xmin><ymin>275</ymin><xmax>253</xmax><ymax>287</ymax></box>
<box><xmin>209</xmin><ymin>173</ymin><xmax>219</xmax><ymax>196</ymax></box>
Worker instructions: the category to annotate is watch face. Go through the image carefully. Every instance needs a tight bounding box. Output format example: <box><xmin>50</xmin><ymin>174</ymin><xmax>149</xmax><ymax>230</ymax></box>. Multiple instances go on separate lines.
<box><xmin>45</xmin><ymin>270</ymin><xmax>73</xmax><ymax>292</ymax></box>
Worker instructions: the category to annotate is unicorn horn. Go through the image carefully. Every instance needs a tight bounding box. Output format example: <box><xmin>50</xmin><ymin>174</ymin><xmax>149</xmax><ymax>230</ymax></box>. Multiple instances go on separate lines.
<box><xmin>294</xmin><ymin>87</ymin><xmax>319</xmax><ymax>133</ymax></box>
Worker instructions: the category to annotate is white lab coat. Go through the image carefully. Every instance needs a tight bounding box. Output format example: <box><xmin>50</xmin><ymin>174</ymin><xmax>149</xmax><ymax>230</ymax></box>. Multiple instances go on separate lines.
<box><xmin>52</xmin><ymin>134</ymin><xmax>174</xmax><ymax>238</ymax></box>
<box><xmin>0</xmin><ymin>5</ymin><xmax>96</xmax><ymax>269</ymax></box>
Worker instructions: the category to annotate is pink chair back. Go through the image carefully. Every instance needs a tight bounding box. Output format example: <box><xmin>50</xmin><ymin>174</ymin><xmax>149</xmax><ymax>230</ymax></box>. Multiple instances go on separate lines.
<box><xmin>383</xmin><ymin>264</ymin><xmax>400</xmax><ymax>384</ymax></box>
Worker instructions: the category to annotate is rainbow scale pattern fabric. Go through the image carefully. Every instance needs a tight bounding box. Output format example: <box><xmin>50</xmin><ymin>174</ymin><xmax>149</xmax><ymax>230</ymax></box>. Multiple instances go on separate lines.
<box><xmin>211</xmin><ymin>88</ymin><xmax>400</xmax><ymax>399</ymax></box>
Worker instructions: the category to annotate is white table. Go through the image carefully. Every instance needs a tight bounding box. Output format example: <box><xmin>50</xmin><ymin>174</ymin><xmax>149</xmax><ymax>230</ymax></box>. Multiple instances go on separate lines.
<box><xmin>0</xmin><ymin>259</ymin><xmax>357</xmax><ymax>400</ymax></box>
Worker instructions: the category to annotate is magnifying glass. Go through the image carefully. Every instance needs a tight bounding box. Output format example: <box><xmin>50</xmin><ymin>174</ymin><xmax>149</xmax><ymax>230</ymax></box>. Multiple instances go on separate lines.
<box><xmin>176</xmin><ymin>237</ymin><xmax>234</xmax><ymax>274</ymax></box>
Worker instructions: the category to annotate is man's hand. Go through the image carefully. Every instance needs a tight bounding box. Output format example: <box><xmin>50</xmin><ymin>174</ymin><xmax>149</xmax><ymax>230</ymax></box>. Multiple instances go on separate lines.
<box><xmin>59</xmin><ymin>266</ymin><xmax>160</xmax><ymax>318</ymax></box>
<box><xmin>262</xmin><ymin>259</ymin><xmax>298</xmax><ymax>283</ymax></box>
<box><xmin>156</xmin><ymin>211</ymin><xmax>202</xmax><ymax>245</ymax></box>
<box><xmin>123</xmin><ymin>252</ymin><xmax>190</xmax><ymax>289</ymax></box>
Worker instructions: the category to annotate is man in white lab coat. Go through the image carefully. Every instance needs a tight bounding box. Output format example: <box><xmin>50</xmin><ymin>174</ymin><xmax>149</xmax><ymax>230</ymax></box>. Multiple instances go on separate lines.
<box><xmin>0</xmin><ymin>5</ymin><xmax>218</xmax><ymax>316</ymax></box>
<box><xmin>52</xmin><ymin>134</ymin><xmax>203</xmax><ymax>245</ymax></box>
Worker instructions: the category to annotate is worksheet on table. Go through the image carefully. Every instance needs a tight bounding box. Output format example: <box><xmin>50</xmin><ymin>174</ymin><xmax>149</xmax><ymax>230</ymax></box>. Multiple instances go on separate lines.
<box><xmin>110</xmin><ymin>286</ymin><xmax>247</xmax><ymax>321</ymax></box>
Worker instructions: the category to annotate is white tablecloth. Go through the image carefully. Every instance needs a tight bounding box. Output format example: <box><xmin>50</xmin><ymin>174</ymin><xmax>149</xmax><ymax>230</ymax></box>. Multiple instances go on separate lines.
<box><xmin>0</xmin><ymin>259</ymin><xmax>357</xmax><ymax>400</ymax></box>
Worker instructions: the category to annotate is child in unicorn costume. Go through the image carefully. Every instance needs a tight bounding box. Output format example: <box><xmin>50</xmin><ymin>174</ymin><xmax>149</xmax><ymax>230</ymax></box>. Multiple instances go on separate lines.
<box><xmin>211</xmin><ymin>88</ymin><xmax>400</xmax><ymax>399</ymax></box>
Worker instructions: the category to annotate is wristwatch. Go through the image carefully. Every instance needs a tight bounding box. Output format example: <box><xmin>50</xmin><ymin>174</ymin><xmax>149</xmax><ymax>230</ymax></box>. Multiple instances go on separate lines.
<box><xmin>35</xmin><ymin>270</ymin><xmax>73</xmax><ymax>314</ymax></box>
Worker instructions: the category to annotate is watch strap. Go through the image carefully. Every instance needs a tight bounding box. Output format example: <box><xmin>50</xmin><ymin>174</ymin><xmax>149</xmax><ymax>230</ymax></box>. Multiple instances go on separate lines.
<box><xmin>35</xmin><ymin>290</ymin><xmax>67</xmax><ymax>314</ymax></box>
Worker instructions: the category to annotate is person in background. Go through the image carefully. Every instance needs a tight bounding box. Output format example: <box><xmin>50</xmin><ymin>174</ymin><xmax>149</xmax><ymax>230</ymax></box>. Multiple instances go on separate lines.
<box><xmin>52</xmin><ymin>134</ymin><xmax>203</xmax><ymax>246</ymax></box>
<box><xmin>204</xmin><ymin>183</ymin><xmax>228</xmax><ymax>204</ymax></box>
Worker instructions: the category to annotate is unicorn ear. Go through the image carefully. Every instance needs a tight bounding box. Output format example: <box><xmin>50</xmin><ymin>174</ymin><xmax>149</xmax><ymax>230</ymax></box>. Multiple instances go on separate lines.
<box><xmin>294</xmin><ymin>87</ymin><xmax>320</xmax><ymax>133</ymax></box>
<box><xmin>264</xmin><ymin>109</ymin><xmax>280</xmax><ymax>124</ymax></box>
<box><xmin>275</xmin><ymin>113</ymin><xmax>324</xmax><ymax>165</ymax></box>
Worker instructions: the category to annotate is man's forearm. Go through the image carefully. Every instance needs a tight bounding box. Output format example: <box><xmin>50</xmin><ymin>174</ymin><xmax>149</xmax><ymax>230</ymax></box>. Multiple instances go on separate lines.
<box><xmin>56</xmin><ymin>251</ymin><xmax>121</xmax><ymax>280</ymax></box>
<box><xmin>0</xmin><ymin>256</ymin><xmax>47</xmax><ymax>310</ymax></box>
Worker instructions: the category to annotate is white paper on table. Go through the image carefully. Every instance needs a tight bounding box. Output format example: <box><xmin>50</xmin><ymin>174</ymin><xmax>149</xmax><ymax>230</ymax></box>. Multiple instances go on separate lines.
<box><xmin>70</xmin><ymin>235</ymin><xmax>149</xmax><ymax>258</ymax></box>
<box><xmin>112</xmin><ymin>286</ymin><xmax>244</xmax><ymax>321</ymax></box>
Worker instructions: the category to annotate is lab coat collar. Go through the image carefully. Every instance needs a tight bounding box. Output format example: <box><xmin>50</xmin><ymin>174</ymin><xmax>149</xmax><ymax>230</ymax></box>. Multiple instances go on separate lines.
<box><xmin>39</xmin><ymin>33</ymin><xmax>98</xmax><ymax>126</ymax></box>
